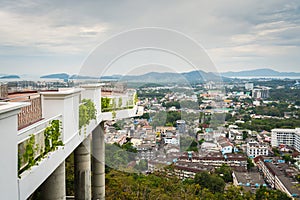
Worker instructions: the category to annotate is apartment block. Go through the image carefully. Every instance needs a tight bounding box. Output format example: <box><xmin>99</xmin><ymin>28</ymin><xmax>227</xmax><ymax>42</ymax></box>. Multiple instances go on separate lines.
<box><xmin>271</xmin><ymin>128</ymin><xmax>300</xmax><ymax>152</ymax></box>
<box><xmin>254</xmin><ymin>156</ymin><xmax>300</xmax><ymax>198</ymax></box>
<box><xmin>247</xmin><ymin>140</ymin><xmax>269</xmax><ymax>158</ymax></box>
<box><xmin>252</xmin><ymin>87</ymin><xmax>270</xmax><ymax>99</ymax></box>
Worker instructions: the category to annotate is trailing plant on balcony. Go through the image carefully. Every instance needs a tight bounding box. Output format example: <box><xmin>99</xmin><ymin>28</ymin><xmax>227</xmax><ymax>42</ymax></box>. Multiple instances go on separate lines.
<box><xmin>18</xmin><ymin>134</ymin><xmax>36</xmax><ymax>175</ymax></box>
<box><xmin>126</xmin><ymin>100</ymin><xmax>134</xmax><ymax>109</ymax></box>
<box><xmin>101</xmin><ymin>97</ymin><xmax>112</xmax><ymax>112</ymax></box>
<box><xmin>79</xmin><ymin>98</ymin><xmax>97</xmax><ymax>129</ymax></box>
<box><xmin>22</xmin><ymin>134</ymin><xmax>36</xmax><ymax>168</ymax></box>
<box><xmin>118</xmin><ymin>97</ymin><xmax>123</xmax><ymax>108</ymax></box>
<box><xmin>134</xmin><ymin>93</ymin><xmax>138</xmax><ymax>104</ymax></box>
<box><xmin>44</xmin><ymin>119</ymin><xmax>63</xmax><ymax>153</ymax></box>
<box><xmin>18</xmin><ymin>119</ymin><xmax>63</xmax><ymax>175</ymax></box>
<box><xmin>102</xmin><ymin>96</ymin><xmax>135</xmax><ymax>112</ymax></box>
<box><xmin>111</xmin><ymin>98</ymin><xmax>116</xmax><ymax>109</ymax></box>
<box><xmin>112</xmin><ymin>110</ymin><xmax>116</xmax><ymax>119</ymax></box>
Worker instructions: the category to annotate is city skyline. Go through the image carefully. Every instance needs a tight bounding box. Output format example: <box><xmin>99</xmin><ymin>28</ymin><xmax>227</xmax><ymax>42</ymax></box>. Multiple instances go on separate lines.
<box><xmin>1</xmin><ymin>0</ymin><xmax>300</xmax><ymax>76</ymax></box>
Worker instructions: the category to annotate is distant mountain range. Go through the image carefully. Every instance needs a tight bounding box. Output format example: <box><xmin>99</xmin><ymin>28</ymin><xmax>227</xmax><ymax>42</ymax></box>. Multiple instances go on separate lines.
<box><xmin>221</xmin><ymin>68</ymin><xmax>300</xmax><ymax>77</ymax></box>
<box><xmin>1</xmin><ymin>68</ymin><xmax>299</xmax><ymax>82</ymax></box>
<box><xmin>120</xmin><ymin>71</ymin><xmax>227</xmax><ymax>83</ymax></box>
<box><xmin>38</xmin><ymin>68</ymin><xmax>300</xmax><ymax>82</ymax></box>
<box><xmin>41</xmin><ymin>73</ymin><xmax>103</xmax><ymax>80</ymax></box>
<box><xmin>39</xmin><ymin>70</ymin><xmax>225</xmax><ymax>83</ymax></box>
<box><xmin>0</xmin><ymin>75</ymin><xmax>20</xmax><ymax>79</ymax></box>
<box><xmin>40</xmin><ymin>73</ymin><xmax>70</xmax><ymax>80</ymax></box>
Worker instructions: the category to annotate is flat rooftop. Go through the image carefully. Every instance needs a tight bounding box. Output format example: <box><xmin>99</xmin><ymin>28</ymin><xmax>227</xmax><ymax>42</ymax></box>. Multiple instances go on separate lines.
<box><xmin>234</xmin><ymin>171</ymin><xmax>265</xmax><ymax>185</ymax></box>
<box><xmin>7</xmin><ymin>92</ymin><xmax>40</xmax><ymax>102</ymax></box>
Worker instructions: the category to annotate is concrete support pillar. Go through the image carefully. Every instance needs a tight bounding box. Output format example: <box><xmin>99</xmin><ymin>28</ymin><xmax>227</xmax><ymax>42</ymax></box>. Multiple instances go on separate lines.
<box><xmin>92</xmin><ymin>122</ymin><xmax>105</xmax><ymax>200</ymax></box>
<box><xmin>75</xmin><ymin>137</ymin><xmax>91</xmax><ymax>200</ymax></box>
<box><xmin>40</xmin><ymin>161</ymin><xmax>66</xmax><ymax>200</ymax></box>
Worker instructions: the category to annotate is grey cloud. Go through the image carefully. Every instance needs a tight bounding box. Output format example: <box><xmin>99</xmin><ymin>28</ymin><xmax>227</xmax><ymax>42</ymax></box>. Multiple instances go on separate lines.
<box><xmin>0</xmin><ymin>0</ymin><xmax>300</xmax><ymax>74</ymax></box>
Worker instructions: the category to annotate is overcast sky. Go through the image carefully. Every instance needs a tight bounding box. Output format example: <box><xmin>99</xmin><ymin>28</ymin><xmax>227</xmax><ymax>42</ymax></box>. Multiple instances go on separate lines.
<box><xmin>1</xmin><ymin>0</ymin><xmax>300</xmax><ymax>76</ymax></box>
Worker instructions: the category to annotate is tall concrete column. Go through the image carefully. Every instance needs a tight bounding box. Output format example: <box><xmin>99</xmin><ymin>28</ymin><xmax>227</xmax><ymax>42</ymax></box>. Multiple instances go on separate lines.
<box><xmin>40</xmin><ymin>161</ymin><xmax>66</xmax><ymax>200</ymax></box>
<box><xmin>75</xmin><ymin>137</ymin><xmax>91</xmax><ymax>200</ymax></box>
<box><xmin>92</xmin><ymin>122</ymin><xmax>105</xmax><ymax>200</ymax></box>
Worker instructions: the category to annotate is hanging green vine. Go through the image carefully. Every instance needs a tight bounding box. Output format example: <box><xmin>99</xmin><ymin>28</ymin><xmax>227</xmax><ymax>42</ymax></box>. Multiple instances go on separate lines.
<box><xmin>44</xmin><ymin>119</ymin><xmax>63</xmax><ymax>153</ymax></box>
<box><xmin>118</xmin><ymin>97</ymin><xmax>123</xmax><ymax>108</ymax></box>
<box><xmin>134</xmin><ymin>93</ymin><xmax>138</xmax><ymax>104</ymax></box>
<box><xmin>112</xmin><ymin>110</ymin><xmax>116</xmax><ymax>119</ymax></box>
<box><xmin>126</xmin><ymin>100</ymin><xmax>134</xmax><ymax>109</ymax></box>
<box><xmin>79</xmin><ymin>98</ymin><xmax>97</xmax><ymax>129</ymax></box>
<box><xmin>101</xmin><ymin>97</ymin><xmax>111</xmax><ymax>112</ymax></box>
<box><xmin>18</xmin><ymin>119</ymin><xmax>63</xmax><ymax>175</ymax></box>
<box><xmin>23</xmin><ymin>134</ymin><xmax>36</xmax><ymax>168</ymax></box>
<box><xmin>101</xmin><ymin>95</ymin><xmax>137</xmax><ymax>112</ymax></box>
<box><xmin>18</xmin><ymin>134</ymin><xmax>38</xmax><ymax>175</ymax></box>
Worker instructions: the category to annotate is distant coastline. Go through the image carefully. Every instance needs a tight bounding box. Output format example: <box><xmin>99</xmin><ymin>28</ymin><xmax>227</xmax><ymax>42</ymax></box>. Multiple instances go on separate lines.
<box><xmin>1</xmin><ymin>68</ymin><xmax>300</xmax><ymax>82</ymax></box>
<box><xmin>227</xmin><ymin>76</ymin><xmax>300</xmax><ymax>80</ymax></box>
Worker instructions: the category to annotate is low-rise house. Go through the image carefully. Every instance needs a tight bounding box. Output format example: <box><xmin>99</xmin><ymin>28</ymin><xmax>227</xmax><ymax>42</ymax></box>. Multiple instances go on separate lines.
<box><xmin>174</xmin><ymin>161</ymin><xmax>214</xmax><ymax>179</ymax></box>
<box><xmin>156</xmin><ymin>126</ymin><xmax>176</xmax><ymax>134</ymax></box>
<box><xmin>136</xmin><ymin>143</ymin><xmax>156</xmax><ymax>160</ymax></box>
<box><xmin>201</xmin><ymin>142</ymin><xmax>219</xmax><ymax>152</ymax></box>
<box><xmin>142</xmin><ymin>125</ymin><xmax>153</xmax><ymax>134</ymax></box>
<box><xmin>217</xmin><ymin>136</ymin><xmax>234</xmax><ymax>154</ymax></box>
<box><xmin>163</xmin><ymin>132</ymin><xmax>180</xmax><ymax>145</ymax></box>
<box><xmin>225</xmin><ymin>153</ymin><xmax>247</xmax><ymax>170</ymax></box>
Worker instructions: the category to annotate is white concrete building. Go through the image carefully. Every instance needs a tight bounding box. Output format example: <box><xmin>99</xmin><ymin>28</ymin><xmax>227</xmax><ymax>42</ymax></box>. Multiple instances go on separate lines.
<box><xmin>252</xmin><ymin>87</ymin><xmax>270</xmax><ymax>99</ymax></box>
<box><xmin>164</xmin><ymin>136</ymin><xmax>180</xmax><ymax>145</ymax></box>
<box><xmin>295</xmin><ymin>130</ymin><xmax>300</xmax><ymax>153</ymax></box>
<box><xmin>271</xmin><ymin>129</ymin><xmax>296</xmax><ymax>147</ymax></box>
<box><xmin>272</xmin><ymin>129</ymin><xmax>296</xmax><ymax>146</ymax></box>
<box><xmin>271</xmin><ymin>128</ymin><xmax>300</xmax><ymax>152</ymax></box>
<box><xmin>247</xmin><ymin>140</ymin><xmax>269</xmax><ymax>158</ymax></box>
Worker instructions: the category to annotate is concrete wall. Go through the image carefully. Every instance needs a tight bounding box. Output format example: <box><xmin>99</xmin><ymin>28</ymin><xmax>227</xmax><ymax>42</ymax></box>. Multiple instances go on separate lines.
<box><xmin>0</xmin><ymin>103</ymin><xmax>27</xmax><ymax>200</ymax></box>
<box><xmin>0</xmin><ymin>87</ymin><xmax>142</xmax><ymax>199</ymax></box>
<box><xmin>41</xmin><ymin>89</ymin><xmax>81</xmax><ymax>143</ymax></box>
<box><xmin>80</xmin><ymin>84</ymin><xmax>102</xmax><ymax>123</ymax></box>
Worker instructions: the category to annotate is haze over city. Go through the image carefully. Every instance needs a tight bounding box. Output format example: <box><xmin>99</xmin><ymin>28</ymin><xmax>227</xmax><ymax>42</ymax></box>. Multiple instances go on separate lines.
<box><xmin>1</xmin><ymin>0</ymin><xmax>300</xmax><ymax>76</ymax></box>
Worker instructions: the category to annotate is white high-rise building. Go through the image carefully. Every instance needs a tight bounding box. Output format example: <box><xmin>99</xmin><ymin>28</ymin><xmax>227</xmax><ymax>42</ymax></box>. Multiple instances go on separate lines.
<box><xmin>252</xmin><ymin>87</ymin><xmax>270</xmax><ymax>99</ymax></box>
<box><xmin>295</xmin><ymin>130</ymin><xmax>300</xmax><ymax>152</ymax></box>
<box><xmin>271</xmin><ymin>128</ymin><xmax>300</xmax><ymax>152</ymax></box>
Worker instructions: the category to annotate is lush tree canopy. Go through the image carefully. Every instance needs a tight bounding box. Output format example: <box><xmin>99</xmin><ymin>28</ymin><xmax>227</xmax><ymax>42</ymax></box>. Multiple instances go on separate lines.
<box><xmin>104</xmin><ymin>169</ymin><xmax>292</xmax><ymax>200</ymax></box>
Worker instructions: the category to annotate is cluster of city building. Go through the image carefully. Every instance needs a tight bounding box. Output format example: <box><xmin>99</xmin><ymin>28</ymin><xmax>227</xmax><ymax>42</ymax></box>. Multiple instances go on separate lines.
<box><xmin>102</xmin><ymin>80</ymin><xmax>300</xmax><ymax>198</ymax></box>
<box><xmin>1</xmin><ymin>78</ymin><xmax>300</xmax><ymax>199</ymax></box>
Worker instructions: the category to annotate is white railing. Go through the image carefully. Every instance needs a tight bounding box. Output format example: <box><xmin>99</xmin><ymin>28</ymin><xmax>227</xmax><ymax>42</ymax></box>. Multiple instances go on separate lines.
<box><xmin>17</xmin><ymin>114</ymin><xmax>62</xmax><ymax>172</ymax></box>
<box><xmin>100</xmin><ymin>105</ymin><xmax>142</xmax><ymax>121</ymax></box>
<box><xmin>101</xmin><ymin>92</ymin><xmax>136</xmax><ymax>112</ymax></box>
<box><xmin>18</xmin><ymin>114</ymin><xmax>62</xmax><ymax>143</ymax></box>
